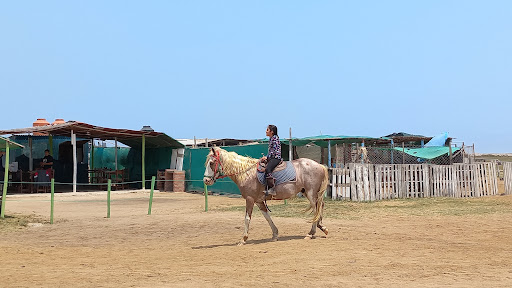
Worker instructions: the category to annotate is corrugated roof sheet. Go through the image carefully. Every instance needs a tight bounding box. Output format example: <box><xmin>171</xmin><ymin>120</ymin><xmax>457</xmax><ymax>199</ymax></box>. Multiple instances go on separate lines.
<box><xmin>394</xmin><ymin>146</ymin><xmax>461</xmax><ymax>160</ymax></box>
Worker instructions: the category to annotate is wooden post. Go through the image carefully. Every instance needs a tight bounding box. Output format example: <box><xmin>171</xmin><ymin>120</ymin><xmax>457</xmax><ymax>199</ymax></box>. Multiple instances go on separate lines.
<box><xmin>142</xmin><ymin>134</ymin><xmax>146</xmax><ymax>190</ymax></box>
<box><xmin>472</xmin><ymin>143</ymin><xmax>476</xmax><ymax>164</ymax></box>
<box><xmin>335</xmin><ymin>144</ymin><xmax>338</xmax><ymax>168</ymax></box>
<box><xmin>448</xmin><ymin>139</ymin><xmax>453</xmax><ymax>165</ymax></box>
<box><xmin>286</xmin><ymin>127</ymin><xmax>291</xmax><ymax>205</ymax></box>
<box><xmin>402</xmin><ymin>142</ymin><xmax>405</xmax><ymax>164</ymax></box>
<box><xmin>48</xmin><ymin>135</ymin><xmax>53</xmax><ymax>157</ymax></box>
<box><xmin>343</xmin><ymin>143</ymin><xmax>346</xmax><ymax>167</ymax></box>
<box><xmin>29</xmin><ymin>136</ymin><xmax>33</xmax><ymax>171</ymax></box>
<box><xmin>148</xmin><ymin>176</ymin><xmax>155</xmax><ymax>215</ymax></box>
<box><xmin>1</xmin><ymin>143</ymin><xmax>10</xmax><ymax>218</ymax></box>
<box><xmin>390</xmin><ymin>140</ymin><xmax>394</xmax><ymax>164</ymax></box>
<box><xmin>328</xmin><ymin>140</ymin><xmax>332</xmax><ymax>167</ymax></box>
<box><xmin>50</xmin><ymin>178</ymin><xmax>54</xmax><ymax>224</ymax></box>
<box><xmin>90</xmin><ymin>139</ymin><xmax>94</xmax><ymax>183</ymax></box>
<box><xmin>289</xmin><ymin>128</ymin><xmax>292</xmax><ymax>161</ymax></box>
<box><xmin>360</xmin><ymin>142</ymin><xmax>365</xmax><ymax>164</ymax></box>
<box><xmin>204</xmin><ymin>183</ymin><xmax>208</xmax><ymax>212</ymax></box>
<box><xmin>114</xmin><ymin>137</ymin><xmax>118</xmax><ymax>172</ymax></box>
<box><xmin>107</xmin><ymin>179</ymin><xmax>111</xmax><ymax>218</ymax></box>
<box><xmin>72</xmin><ymin>130</ymin><xmax>77</xmax><ymax>193</ymax></box>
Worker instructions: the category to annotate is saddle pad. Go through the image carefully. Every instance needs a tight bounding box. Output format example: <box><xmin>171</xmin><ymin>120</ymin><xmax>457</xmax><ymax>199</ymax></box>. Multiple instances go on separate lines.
<box><xmin>257</xmin><ymin>161</ymin><xmax>296</xmax><ymax>186</ymax></box>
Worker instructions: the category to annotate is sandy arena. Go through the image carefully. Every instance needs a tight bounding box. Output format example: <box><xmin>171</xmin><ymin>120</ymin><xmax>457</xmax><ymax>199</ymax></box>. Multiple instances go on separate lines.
<box><xmin>1</xmin><ymin>190</ymin><xmax>512</xmax><ymax>288</ymax></box>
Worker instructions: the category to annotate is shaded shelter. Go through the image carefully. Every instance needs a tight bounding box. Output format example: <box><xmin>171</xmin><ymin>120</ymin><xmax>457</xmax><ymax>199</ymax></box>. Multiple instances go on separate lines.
<box><xmin>0</xmin><ymin>121</ymin><xmax>183</xmax><ymax>191</ymax></box>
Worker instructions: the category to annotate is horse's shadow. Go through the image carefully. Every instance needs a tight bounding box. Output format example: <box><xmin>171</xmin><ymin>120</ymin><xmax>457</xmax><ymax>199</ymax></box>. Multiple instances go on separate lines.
<box><xmin>191</xmin><ymin>235</ymin><xmax>306</xmax><ymax>249</ymax></box>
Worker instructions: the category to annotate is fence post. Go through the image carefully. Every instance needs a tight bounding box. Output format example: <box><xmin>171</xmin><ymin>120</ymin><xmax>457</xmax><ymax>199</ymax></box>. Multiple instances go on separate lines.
<box><xmin>390</xmin><ymin>140</ymin><xmax>394</xmax><ymax>164</ymax></box>
<box><xmin>142</xmin><ymin>135</ymin><xmax>146</xmax><ymax>190</ymax></box>
<box><xmin>1</xmin><ymin>143</ymin><xmax>10</xmax><ymax>218</ymax></box>
<box><xmin>107</xmin><ymin>179</ymin><xmax>111</xmax><ymax>218</ymax></box>
<box><xmin>204</xmin><ymin>183</ymin><xmax>208</xmax><ymax>212</ymax></box>
<box><xmin>148</xmin><ymin>176</ymin><xmax>155</xmax><ymax>215</ymax></box>
<box><xmin>50</xmin><ymin>178</ymin><xmax>55</xmax><ymax>224</ymax></box>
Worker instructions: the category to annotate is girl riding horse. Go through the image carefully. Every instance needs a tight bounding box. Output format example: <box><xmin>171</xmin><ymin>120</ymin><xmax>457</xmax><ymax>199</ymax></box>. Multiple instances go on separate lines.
<box><xmin>262</xmin><ymin>124</ymin><xmax>280</xmax><ymax>195</ymax></box>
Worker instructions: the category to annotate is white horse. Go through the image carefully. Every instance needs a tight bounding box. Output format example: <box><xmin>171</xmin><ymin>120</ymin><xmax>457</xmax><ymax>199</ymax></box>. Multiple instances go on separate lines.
<box><xmin>203</xmin><ymin>147</ymin><xmax>329</xmax><ymax>245</ymax></box>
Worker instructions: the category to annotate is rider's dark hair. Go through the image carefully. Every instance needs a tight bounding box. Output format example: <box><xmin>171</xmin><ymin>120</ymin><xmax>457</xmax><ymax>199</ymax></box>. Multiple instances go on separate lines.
<box><xmin>268</xmin><ymin>125</ymin><xmax>278</xmax><ymax>136</ymax></box>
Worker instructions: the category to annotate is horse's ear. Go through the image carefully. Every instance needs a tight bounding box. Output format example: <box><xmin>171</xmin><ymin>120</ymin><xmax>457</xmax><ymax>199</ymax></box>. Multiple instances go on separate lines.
<box><xmin>211</xmin><ymin>147</ymin><xmax>216</xmax><ymax>154</ymax></box>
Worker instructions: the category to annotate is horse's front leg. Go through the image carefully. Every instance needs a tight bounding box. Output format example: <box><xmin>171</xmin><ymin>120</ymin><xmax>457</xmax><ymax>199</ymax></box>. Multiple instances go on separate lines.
<box><xmin>239</xmin><ymin>197</ymin><xmax>255</xmax><ymax>246</ymax></box>
<box><xmin>256</xmin><ymin>202</ymin><xmax>278</xmax><ymax>241</ymax></box>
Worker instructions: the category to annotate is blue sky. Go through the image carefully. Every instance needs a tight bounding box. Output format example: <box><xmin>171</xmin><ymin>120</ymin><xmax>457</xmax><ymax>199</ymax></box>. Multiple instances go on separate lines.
<box><xmin>1</xmin><ymin>1</ymin><xmax>511</xmax><ymax>153</ymax></box>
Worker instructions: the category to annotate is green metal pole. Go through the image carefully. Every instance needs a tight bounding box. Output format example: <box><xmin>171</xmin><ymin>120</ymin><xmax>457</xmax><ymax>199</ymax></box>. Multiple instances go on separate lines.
<box><xmin>148</xmin><ymin>176</ymin><xmax>155</xmax><ymax>215</ymax></box>
<box><xmin>1</xmin><ymin>144</ymin><xmax>10</xmax><ymax>218</ymax></box>
<box><xmin>142</xmin><ymin>135</ymin><xmax>145</xmax><ymax>190</ymax></box>
<box><xmin>284</xmin><ymin>199</ymin><xmax>287</xmax><ymax>205</ymax></box>
<box><xmin>48</xmin><ymin>135</ymin><xmax>53</xmax><ymax>156</ymax></box>
<box><xmin>50</xmin><ymin>178</ymin><xmax>54</xmax><ymax>224</ymax></box>
<box><xmin>107</xmin><ymin>179</ymin><xmax>111</xmax><ymax>218</ymax></box>
<box><xmin>204</xmin><ymin>183</ymin><xmax>208</xmax><ymax>212</ymax></box>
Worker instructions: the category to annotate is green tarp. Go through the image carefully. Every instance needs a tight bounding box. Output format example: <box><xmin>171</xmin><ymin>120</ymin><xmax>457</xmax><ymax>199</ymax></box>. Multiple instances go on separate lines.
<box><xmin>394</xmin><ymin>146</ymin><xmax>460</xmax><ymax>160</ymax></box>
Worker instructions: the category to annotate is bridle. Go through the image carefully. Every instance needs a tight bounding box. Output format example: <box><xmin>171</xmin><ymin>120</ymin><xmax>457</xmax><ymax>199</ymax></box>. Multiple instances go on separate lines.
<box><xmin>204</xmin><ymin>150</ymin><xmax>228</xmax><ymax>182</ymax></box>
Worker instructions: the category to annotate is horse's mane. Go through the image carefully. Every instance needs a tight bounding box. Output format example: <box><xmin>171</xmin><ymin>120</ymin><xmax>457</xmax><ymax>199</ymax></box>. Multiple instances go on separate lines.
<box><xmin>211</xmin><ymin>148</ymin><xmax>260</xmax><ymax>183</ymax></box>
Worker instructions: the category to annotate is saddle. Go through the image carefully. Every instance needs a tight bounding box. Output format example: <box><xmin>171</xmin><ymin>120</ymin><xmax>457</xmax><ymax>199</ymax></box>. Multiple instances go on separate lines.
<box><xmin>256</xmin><ymin>160</ymin><xmax>296</xmax><ymax>187</ymax></box>
<box><xmin>257</xmin><ymin>159</ymin><xmax>286</xmax><ymax>173</ymax></box>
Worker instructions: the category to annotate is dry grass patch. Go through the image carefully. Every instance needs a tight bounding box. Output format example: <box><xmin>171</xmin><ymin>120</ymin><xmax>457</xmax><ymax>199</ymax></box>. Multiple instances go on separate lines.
<box><xmin>0</xmin><ymin>213</ymin><xmax>48</xmax><ymax>232</ymax></box>
<box><xmin>218</xmin><ymin>195</ymin><xmax>512</xmax><ymax>220</ymax></box>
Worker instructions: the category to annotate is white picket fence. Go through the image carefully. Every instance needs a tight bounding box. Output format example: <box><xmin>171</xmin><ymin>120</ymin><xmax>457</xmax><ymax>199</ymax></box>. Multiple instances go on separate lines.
<box><xmin>331</xmin><ymin>163</ymin><xmax>499</xmax><ymax>201</ymax></box>
<box><xmin>504</xmin><ymin>162</ymin><xmax>512</xmax><ymax>195</ymax></box>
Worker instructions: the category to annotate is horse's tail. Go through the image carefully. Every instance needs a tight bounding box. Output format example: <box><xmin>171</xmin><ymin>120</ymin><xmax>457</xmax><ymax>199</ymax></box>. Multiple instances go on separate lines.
<box><xmin>312</xmin><ymin>165</ymin><xmax>329</xmax><ymax>223</ymax></box>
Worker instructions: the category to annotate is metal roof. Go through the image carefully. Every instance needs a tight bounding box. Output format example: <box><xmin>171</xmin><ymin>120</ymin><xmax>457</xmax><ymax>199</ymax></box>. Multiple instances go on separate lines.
<box><xmin>0</xmin><ymin>121</ymin><xmax>183</xmax><ymax>149</ymax></box>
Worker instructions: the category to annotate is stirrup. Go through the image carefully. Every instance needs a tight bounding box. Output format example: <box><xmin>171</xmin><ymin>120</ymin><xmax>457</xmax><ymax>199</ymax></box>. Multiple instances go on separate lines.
<box><xmin>265</xmin><ymin>187</ymin><xmax>276</xmax><ymax>196</ymax></box>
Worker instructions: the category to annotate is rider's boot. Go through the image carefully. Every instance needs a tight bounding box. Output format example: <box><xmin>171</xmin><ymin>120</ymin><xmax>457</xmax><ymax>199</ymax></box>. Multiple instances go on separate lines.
<box><xmin>265</xmin><ymin>176</ymin><xmax>276</xmax><ymax>196</ymax></box>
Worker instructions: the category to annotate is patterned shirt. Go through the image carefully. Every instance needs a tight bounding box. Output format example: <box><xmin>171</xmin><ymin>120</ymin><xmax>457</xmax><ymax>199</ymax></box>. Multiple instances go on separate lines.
<box><xmin>267</xmin><ymin>135</ymin><xmax>282</xmax><ymax>159</ymax></box>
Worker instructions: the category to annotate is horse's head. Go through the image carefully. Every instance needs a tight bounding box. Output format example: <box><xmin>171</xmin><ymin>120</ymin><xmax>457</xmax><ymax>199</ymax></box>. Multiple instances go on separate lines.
<box><xmin>203</xmin><ymin>147</ymin><xmax>222</xmax><ymax>185</ymax></box>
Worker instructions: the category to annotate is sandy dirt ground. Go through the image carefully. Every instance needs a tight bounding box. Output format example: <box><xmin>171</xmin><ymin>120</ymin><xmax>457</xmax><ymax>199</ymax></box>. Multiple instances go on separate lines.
<box><xmin>1</xmin><ymin>191</ymin><xmax>512</xmax><ymax>288</ymax></box>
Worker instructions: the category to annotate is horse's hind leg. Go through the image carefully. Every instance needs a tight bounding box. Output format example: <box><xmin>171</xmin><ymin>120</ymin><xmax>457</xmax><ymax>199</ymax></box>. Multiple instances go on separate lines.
<box><xmin>304</xmin><ymin>190</ymin><xmax>318</xmax><ymax>239</ymax></box>
<box><xmin>304</xmin><ymin>190</ymin><xmax>328</xmax><ymax>239</ymax></box>
<box><xmin>239</xmin><ymin>197</ymin><xmax>255</xmax><ymax>246</ymax></box>
<box><xmin>316</xmin><ymin>202</ymin><xmax>328</xmax><ymax>236</ymax></box>
<box><xmin>317</xmin><ymin>216</ymin><xmax>329</xmax><ymax>236</ymax></box>
<box><xmin>256</xmin><ymin>202</ymin><xmax>278</xmax><ymax>241</ymax></box>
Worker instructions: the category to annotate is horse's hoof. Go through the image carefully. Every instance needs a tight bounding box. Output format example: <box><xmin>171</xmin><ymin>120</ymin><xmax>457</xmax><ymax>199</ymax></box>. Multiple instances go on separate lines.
<box><xmin>304</xmin><ymin>234</ymin><xmax>313</xmax><ymax>240</ymax></box>
<box><xmin>237</xmin><ymin>241</ymin><xmax>246</xmax><ymax>246</ymax></box>
<box><xmin>271</xmin><ymin>237</ymin><xmax>278</xmax><ymax>242</ymax></box>
<box><xmin>323</xmin><ymin>228</ymin><xmax>329</xmax><ymax>236</ymax></box>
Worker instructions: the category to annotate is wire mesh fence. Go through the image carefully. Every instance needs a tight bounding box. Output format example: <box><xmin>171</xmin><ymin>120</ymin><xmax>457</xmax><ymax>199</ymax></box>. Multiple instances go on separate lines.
<box><xmin>326</xmin><ymin>143</ymin><xmax>474</xmax><ymax>167</ymax></box>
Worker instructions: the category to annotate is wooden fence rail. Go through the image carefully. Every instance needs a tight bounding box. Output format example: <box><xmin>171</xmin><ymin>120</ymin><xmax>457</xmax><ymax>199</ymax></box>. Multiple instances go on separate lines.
<box><xmin>330</xmin><ymin>163</ymin><xmax>498</xmax><ymax>201</ymax></box>
<box><xmin>504</xmin><ymin>162</ymin><xmax>512</xmax><ymax>195</ymax></box>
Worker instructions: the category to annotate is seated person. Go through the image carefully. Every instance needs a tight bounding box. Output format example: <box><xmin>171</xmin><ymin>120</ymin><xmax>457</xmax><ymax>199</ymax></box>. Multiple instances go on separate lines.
<box><xmin>40</xmin><ymin>149</ymin><xmax>54</xmax><ymax>177</ymax></box>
